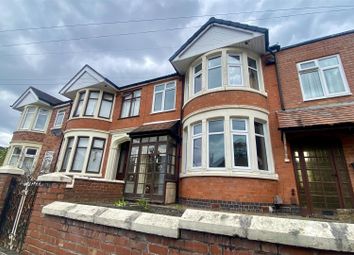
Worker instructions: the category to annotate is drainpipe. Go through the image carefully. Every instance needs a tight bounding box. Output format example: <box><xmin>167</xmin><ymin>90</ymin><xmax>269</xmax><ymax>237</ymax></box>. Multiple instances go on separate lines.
<box><xmin>176</xmin><ymin>75</ymin><xmax>184</xmax><ymax>203</ymax></box>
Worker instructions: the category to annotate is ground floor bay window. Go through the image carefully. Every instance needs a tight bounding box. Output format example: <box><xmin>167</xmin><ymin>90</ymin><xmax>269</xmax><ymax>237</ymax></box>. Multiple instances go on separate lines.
<box><xmin>182</xmin><ymin>108</ymin><xmax>276</xmax><ymax>179</ymax></box>
<box><xmin>4</xmin><ymin>143</ymin><xmax>41</xmax><ymax>173</ymax></box>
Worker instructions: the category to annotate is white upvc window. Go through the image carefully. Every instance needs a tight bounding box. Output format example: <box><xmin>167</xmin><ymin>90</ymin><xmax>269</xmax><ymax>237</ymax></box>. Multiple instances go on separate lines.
<box><xmin>72</xmin><ymin>90</ymin><xmax>115</xmax><ymax>119</ymax></box>
<box><xmin>121</xmin><ymin>90</ymin><xmax>141</xmax><ymax>118</ymax></box>
<box><xmin>208</xmin><ymin>56</ymin><xmax>222</xmax><ymax>89</ymax></box>
<box><xmin>20</xmin><ymin>106</ymin><xmax>36</xmax><ymax>129</ymax></box>
<box><xmin>33</xmin><ymin>109</ymin><xmax>49</xmax><ymax>131</ymax></box>
<box><xmin>8</xmin><ymin>145</ymin><xmax>39</xmax><ymax>172</ymax></box>
<box><xmin>53</xmin><ymin>109</ymin><xmax>65</xmax><ymax>128</ymax></box>
<box><xmin>152</xmin><ymin>81</ymin><xmax>176</xmax><ymax>113</ymax></box>
<box><xmin>248</xmin><ymin>57</ymin><xmax>259</xmax><ymax>90</ymax></box>
<box><xmin>193</xmin><ymin>63</ymin><xmax>202</xmax><ymax>94</ymax></box>
<box><xmin>228</xmin><ymin>55</ymin><xmax>243</xmax><ymax>86</ymax></box>
<box><xmin>192</xmin><ymin>122</ymin><xmax>202</xmax><ymax>168</ymax></box>
<box><xmin>297</xmin><ymin>55</ymin><xmax>350</xmax><ymax>101</ymax></box>
<box><xmin>207</xmin><ymin>119</ymin><xmax>225</xmax><ymax>168</ymax></box>
<box><xmin>231</xmin><ymin>119</ymin><xmax>250</xmax><ymax>168</ymax></box>
<box><xmin>58</xmin><ymin>134</ymin><xmax>107</xmax><ymax>175</ymax></box>
<box><xmin>254</xmin><ymin>121</ymin><xmax>268</xmax><ymax>171</ymax></box>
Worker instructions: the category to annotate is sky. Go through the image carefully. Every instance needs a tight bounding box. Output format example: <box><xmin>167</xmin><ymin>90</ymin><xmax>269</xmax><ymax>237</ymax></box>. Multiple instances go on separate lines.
<box><xmin>0</xmin><ymin>0</ymin><xmax>353</xmax><ymax>147</ymax></box>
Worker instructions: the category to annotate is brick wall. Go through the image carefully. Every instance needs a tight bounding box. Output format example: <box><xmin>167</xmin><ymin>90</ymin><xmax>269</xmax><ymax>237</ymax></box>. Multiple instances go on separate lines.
<box><xmin>22</xmin><ymin>182</ymin><xmax>346</xmax><ymax>255</ymax></box>
<box><xmin>63</xmin><ymin>179</ymin><xmax>123</xmax><ymax>203</ymax></box>
<box><xmin>11</xmin><ymin>131</ymin><xmax>46</xmax><ymax>143</ymax></box>
<box><xmin>0</xmin><ymin>174</ymin><xmax>13</xmax><ymax>216</ymax></box>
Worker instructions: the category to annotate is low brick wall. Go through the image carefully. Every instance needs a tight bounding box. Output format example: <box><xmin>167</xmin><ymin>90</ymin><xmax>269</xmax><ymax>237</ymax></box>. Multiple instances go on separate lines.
<box><xmin>21</xmin><ymin>182</ymin><xmax>351</xmax><ymax>255</ymax></box>
<box><xmin>63</xmin><ymin>178</ymin><xmax>124</xmax><ymax>203</ymax></box>
<box><xmin>0</xmin><ymin>174</ymin><xmax>16</xmax><ymax>216</ymax></box>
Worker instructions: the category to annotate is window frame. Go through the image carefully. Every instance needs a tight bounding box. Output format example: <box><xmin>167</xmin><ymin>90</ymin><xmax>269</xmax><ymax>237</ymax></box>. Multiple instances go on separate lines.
<box><xmin>247</xmin><ymin>57</ymin><xmax>260</xmax><ymax>90</ymax></box>
<box><xmin>230</xmin><ymin>118</ymin><xmax>251</xmax><ymax>169</ymax></box>
<box><xmin>191</xmin><ymin>122</ymin><xmax>202</xmax><ymax>169</ymax></box>
<box><xmin>33</xmin><ymin>108</ymin><xmax>49</xmax><ymax>131</ymax></box>
<box><xmin>20</xmin><ymin>147</ymin><xmax>38</xmax><ymax>171</ymax></box>
<box><xmin>53</xmin><ymin>109</ymin><xmax>66</xmax><ymax>129</ymax></box>
<box><xmin>297</xmin><ymin>54</ymin><xmax>350</xmax><ymax>101</ymax></box>
<box><xmin>8</xmin><ymin>146</ymin><xmax>22</xmax><ymax>167</ymax></box>
<box><xmin>70</xmin><ymin>136</ymin><xmax>90</xmax><ymax>173</ymax></box>
<box><xmin>84</xmin><ymin>90</ymin><xmax>100</xmax><ymax>117</ymax></box>
<box><xmin>60</xmin><ymin>137</ymin><xmax>74</xmax><ymax>172</ymax></box>
<box><xmin>228</xmin><ymin>54</ymin><xmax>243</xmax><ymax>87</ymax></box>
<box><xmin>193</xmin><ymin>62</ymin><xmax>203</xmax><ymax>95</ymax></box>
<box><xmin>98</xmin><ymin>92</ymin><xmax>114</xmax><ymax>119</ymax></box>
<box><xmin>73</xmin><ymin>91</ymin><xmax>86</xmax><ymax>117</ymax></box>
<box><xmin>120</xmin><ymin>90</ymin><xmax>141</xmax><ymax>118</ymax></box>
<box><xmin>254</xmin><ymin>120</ymin><xmax>269</xmax><ymax>171</ymax></box>
<box><xmin>207</xmin><ymin>55</ymin><xmax>222</xmax><ymax>90</ymax></box>
<box><xmin>207</xmin><ymin>118</ymin><xmax>225</xmax><ymax>169</ymax></box>
<box><xmin>86</xmin><ymin>138</ymin><xmax>106</xmax><ymax>173</ymax></box>
<box><xmin>151</xmin><ymin>81</ymin><xmax>176</xmax><ymax>113</ymax></box>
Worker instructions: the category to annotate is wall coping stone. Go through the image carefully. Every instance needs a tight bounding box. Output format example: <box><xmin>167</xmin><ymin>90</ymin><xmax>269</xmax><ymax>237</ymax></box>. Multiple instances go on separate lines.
<box><xmin>37</xmin><ymin>172</ymin><xmax>73</xmax><ymax>183</ymax></box>
<box><xmin>71</xmin><ymin>175</ymin><xmax>125</xmax><ymax>184</ymax></box>
<box><xmin>41</xmin><ymin>202</ymin><xmax>354</xmax><ymax>252</ymax></box>
<box><xmin>42</xmin><ymin>201</ymin><xmax>180</xmax><ymax>238</ymax></box>
<box><xmin>180</xmin><ymin>209</ymin><xmax>354</xmax><ymax>253</ymax></box>
<box><xmin>0</xmin><ymin>165</ymin><xmax>24</xmax><ymax>175</ymax></box>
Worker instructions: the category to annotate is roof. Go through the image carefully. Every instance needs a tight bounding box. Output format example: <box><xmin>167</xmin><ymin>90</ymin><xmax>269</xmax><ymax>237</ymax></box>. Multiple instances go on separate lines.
<box><xmin>119</xmin><ymin>73</ymin><xmax>179</xmax><ymax>90</ymax></box>
<box><xmin>30</xmin><ymin>86</ymin><xmax>63</xmax><ymax>105</ymax></box>
<box><xmin>277</xmin><ymin>103</ymin><xmax>354</xmax><ymax>129</ymax></box>
<box><xmin>280</xmin><ymin>29</ymin><xmax>354</xmax><ymax>51</ymax></box>
<box><xmin>129</xmin><ymin>120</ymin><xmax>180</xmax><ymax>138</ymax></box>
<box><xmin>169</xmin><ymin>17</ymin><xmax>269</xmax><ymax>62</ymax></box>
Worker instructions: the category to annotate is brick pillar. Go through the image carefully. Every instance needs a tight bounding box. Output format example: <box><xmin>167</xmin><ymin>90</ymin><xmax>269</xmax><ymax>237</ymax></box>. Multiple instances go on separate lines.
<box><xmin>0</xmin><ymin>168</ymin><xmax>24</xmax><ymax>216</ymax></box>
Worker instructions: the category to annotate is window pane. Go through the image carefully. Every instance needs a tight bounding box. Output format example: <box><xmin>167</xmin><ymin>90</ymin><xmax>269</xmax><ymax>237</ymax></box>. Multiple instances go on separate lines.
<box><xmin>194</xmin><ymin>63</ymin><xmax>202</xmax><ymax>73</ymax></box>
<box><xmin>71</xmin><ymin>148</ymin><xmax>86</xmax><ymax>171</ymax></box>
<box><xmin>74</xmin><ymin>92</ymin><xmax>85</xmax><ymax>116</ymax></box>
<box><xmin>121</xmin><ymin>100</ymin><xmax>131</xmax><ymax>118</ymax></box>
<box><xmin>233</xmin><ymin>135</ymin><xmax>248</xmax><ymax>167</ymax></box>
<box><xmin>300</xmin><ymin>61</ymin><xmax>316</xmax><ymax>69</ymax></box>
<box><xmin>78</xmin><ymin>137</ymin><xmax>89</xmax><ymax>147</ymax></box>
<box><xmin>26</xmin><ymin>148</ymin><xmax>37</xmax><ymax>155</ymax></box>
<box><xmin>85</xmin><ymin>92</ymin><xmax>99</xmax><ymax>116</ymax></box>
<box><xmin>22</xmin><ymin>157</ymin><xmax>34</xmax><ymax>171</ymax></box>
<box><xmin>209</xmin><ymin>120</ymin><xmax>224</xmax><ymax>133</ymax></box>
<box><xmin>9</xmin><ymin>146</ymin><xmax>21</xmax><ymax>166</ymax></box>
<box><xmin>194</xmin><ymin>74</ymin><xmax>202</xmax><ymax>93</ymax></box>
<box><xmin>34</xmin><ymin>109</ymin><xmax>49</xmax><ymax>130</ymax></box>
<box><xmin>256</xmin><ymin>136</ymin><xmax>268</xmax><ymax>170</ymax></box>
<box><xmin>87</xmin><ymin>148</ymin><xmax>103</xmax><ymax>173</ymax></box>
<box><xmin>61</xmin><ymin>138</ymin><xmax>74</xmax><ymax>171</ymax></box>
<box><xmin>99</xmin><ymin>100</ymin><xmax>112</xmax><ymax>118</ymax></box>
<box><xmin>208</xmin><ymin>57</ymin><xmax>221</xmax><ymax>68</ymax></box>
<box><xmin>254</xmin><ymin>122</ymin><xmax>264</xmax><ymax>135</ymax></box>
<box><xmin>323</xmin><ymin>67</ymin><xmax>345</xmax><ymax>94</ymax></box>
<box><xmin>319</xmin><ymin>57</ymin><xmax>338</xmax><ymax>67</ymax></box>
<box><xmin>229</xmin><ymin>66</ymin><xmax>242</xmax><ymax>86</ymax></box>
<box><xmin>164</xmin><ymin>89</ymin><xmax>175</xmax><ymax>110</ymax></box>
<box><xmin>155</xmin><ymin>84</ymin><xmax>165</xmax><ymax>92</ymax></box>
<box><xmin>166</xmin><ymin>82</ymin><xmax>175</xmax><ymax>89</ymax></box>
<box><xmin>131</xmin><ymin>98</ymin><xmax>140</xmax><ymax>116</ymax></box>
<box><xmin>93</xmin><ymin>139</ymin><xmax>104</xmax><ymax>148</ymax></box>
<box><xmin>21</xmin><ymin>107</ymin><xmax>36</xmax><ymax>129</ymax></box>
<box><xmin>193</xmin><ymin>137</ymin><xmax>202</xmax><ymax>167</ymax></box>
<box><xmin>193</xmin><ymin>123</ymin><xmax>202</xmax><ymax>135</ymax></box>
<box><xmin>232</xmin><ymin>120</ymin><xmax>246</xmax><ymax>131</ymax></box>
<box><xmin>228</xmin><ymin>55</ymin><xmax>240</xmax><ymax>64</ymax></box>
<box><xmin>248</xmin><ymin>57</ymin><xmax>257</xmax><ymax>69</ymax></box>
<box><xmin>249</xmin><ymin>68</ymin><xmax>259</xmax><ymax>90</ymax></box>
<box><xmin>153</xmin><ymin>92</ymin><xmax>163</xmax><ymax>112</ymax></box>
<box><xmin>208</xmin><ymin>66</ymin><xmax>222</xmax><ymax>89</ymax></box>
<box><xmin>300</xmin><ymin>71</ymin><xmax>324</xmax><ymax>99</ymax></box>
<box><xmin>209</xmin><ymin>134</ymin><xmax>225</xmax><ymax>167</ymax></box>
<box><xmin>54</xmin><ymin>111</ymin><xmax>64</xmax><ymax>127</ymax></box>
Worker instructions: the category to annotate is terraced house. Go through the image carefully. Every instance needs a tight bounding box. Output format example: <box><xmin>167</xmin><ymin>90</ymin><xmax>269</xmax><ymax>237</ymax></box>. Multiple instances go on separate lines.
<box><xmin>1</xmin><ymin>18</ymin><xmax>353</xmax><ymax>218</ymax></box>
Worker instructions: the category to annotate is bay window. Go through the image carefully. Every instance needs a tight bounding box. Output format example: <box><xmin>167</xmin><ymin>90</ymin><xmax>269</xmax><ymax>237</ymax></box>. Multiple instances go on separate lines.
<box><xmin>183</xmin><ymin>109</ymin><xmax>275</xmax><ymax>178</ymax></box>
<box><xmin>19</xmin><ymin>106</ymin><xmax>50</xmax><ymax>132</ymax></box>
<box><xmin>298</xmin><ymin>55</ymin><xmax>349</xmax><ymax>100</ymax></box>
<box><xmin>58</xmin><ymin>133</ymin><xmax>107</xmax><ymax>175</ymax></box>
<box><xmin>121</xmin><ymin>90</ymin><xmax>141</xmax><ymax>118</ymax></box>
<box><xmin>152</xmin><ymin>81</ymin><xmax>176</xmax><ymax>113</ymax></box>
<box><xmin>193</xmin><ymin>63</ymin><xmax>202</xmax><ymax>94</ymax></box>
<box><xmin>248</xmin><ymin>57</ymin><xmax>259</xmax><ymax>90</ymax></box>
<box><xmin>208</xmin><ymin>56</ymin><xmax>222</xmax><ymax>89</ymax></box>
<box><xmin>21</xmin><ymin>148</ymin><xmax>38</xmax><ymax>171</ymax></box>
<box><xmin>72</xmin><ymin>90</ymin><xmax>114</xmax><ymax>119</ymax></box>
<box><xmin>9</xmin><ymin>146</ymin><xmax>22</xmax><ymax>166</ymax></box>
<box><xmin>208</xmin><ymin>119</ymin><xmax>225</xmax><ymax>168</ymax></box>
<box><xmin>228</xmin><ymin>55</ymin><xmax>243</xmax><ymax>86</ymax></box>
<box><xmin>7</xmin><ymin>145</ymin><xmax>39</xmax><ymax>172</ymax></box>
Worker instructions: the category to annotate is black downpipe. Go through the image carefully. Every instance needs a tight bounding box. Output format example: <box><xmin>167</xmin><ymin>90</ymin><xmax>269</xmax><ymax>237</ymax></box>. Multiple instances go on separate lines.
<box><xmin>268</xmin><ymin>47</ymin><xmax>285</xmax><ymax>111</ymax></box>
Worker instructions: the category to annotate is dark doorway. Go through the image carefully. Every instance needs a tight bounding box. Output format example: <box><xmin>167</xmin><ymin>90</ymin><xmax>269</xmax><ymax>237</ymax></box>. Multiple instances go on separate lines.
<box><xmin>292</xmin><ymin>139</ymin><xmax>354</xmax><ymax>215</ymax></box>
<box><xmin>116</xmin><ymin>141</ymin><xmax>130</xmax><ymax>180</ymax></box>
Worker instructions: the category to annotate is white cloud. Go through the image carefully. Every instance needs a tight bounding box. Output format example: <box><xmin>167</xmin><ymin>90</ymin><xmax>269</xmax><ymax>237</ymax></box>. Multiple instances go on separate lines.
<box><xmin>0</xmin><ymin>132</ymin><xmax>12</xmax><ymax>147</ymax></box>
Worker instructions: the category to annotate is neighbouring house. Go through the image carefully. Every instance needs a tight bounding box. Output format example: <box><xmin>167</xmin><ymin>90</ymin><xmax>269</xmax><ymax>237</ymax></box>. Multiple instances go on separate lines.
<box><xmin>1</xmin><ymin>18</ymin><xmax>353</xmax><ymax>216</ymax></box>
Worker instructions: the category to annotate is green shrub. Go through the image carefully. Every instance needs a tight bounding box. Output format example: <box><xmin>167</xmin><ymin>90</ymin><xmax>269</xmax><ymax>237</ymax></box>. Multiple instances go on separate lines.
<box><xmin>137</xmin><ymin>198</ymin><xmax>150</xmax><ymax>211</ymax></box>
<box><xmin>114</xmin><ymin>199</ymin><xmax>127</xmax><ymax>207</ymax></box>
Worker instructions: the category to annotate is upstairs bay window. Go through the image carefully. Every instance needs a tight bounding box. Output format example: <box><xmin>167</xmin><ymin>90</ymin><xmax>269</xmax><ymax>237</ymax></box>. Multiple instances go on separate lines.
<box><xmin>187</xmin><ymin>48</ymin><xmax>264</xmax><ymax>100</ymax></box>
<box><xmin>121</xmin><ymin>90</ymin><xmax>141</xmax><ymax>118</ymax></box>
<box><xmin>19</xmin><ymin>106</ymin><xmax>50</xmax><ymax>132</ymax></box>
<box><xmin>72</xmin><ymin>90</ymin><xmax>115</xmax><ymax>119</ymax></box>
<box><xmin>298</xmin><ymin>55</ymin><xmax>349</xmax><ymax>101</ymax></box>
<box><xmin>152</xmin><ymin>81</ymin><xmax>176</xmax><ymax>113</ymax></box>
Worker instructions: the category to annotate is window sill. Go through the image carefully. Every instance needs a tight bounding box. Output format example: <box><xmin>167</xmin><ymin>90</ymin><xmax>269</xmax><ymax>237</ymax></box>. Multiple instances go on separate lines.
<box><xmin>69</xmin><ymin>116</ymin><xmax>113</xmax><ymax>122</ymax></box>
<box><xmin>303</xmin><ymin>92</ymin><xmax>352</xmax><ymax>102</ymax></box>
<box><xmin>16</xmin><ymin>129</ymin><xmax>46</xmax><ymax>134</ymax></box>
<box><xmin>150</xmin><ymin>109</ymin><xmax>176</xmax><ymax>115</ymax></box>
<box><xmin>119</xmin><ymin>115</ymin><xmax>140</xmax><ymax>120</ymax></box>
<box><xmin>180</xmin><ymin>170</ymin><xmax>278</xmax><ymax>180</ymax></box>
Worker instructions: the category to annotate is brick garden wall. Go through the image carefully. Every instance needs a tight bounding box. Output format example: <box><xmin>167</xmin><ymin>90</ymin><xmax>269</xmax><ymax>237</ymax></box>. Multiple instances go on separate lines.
<box><xmin>0</xmin><ymin>174</ymin><xmax>13</xmax><ymax>216</ymax></box>
<box><xmin>22</xmin><ymin>182</ymin><xmax>347</xmax><ymax>255</ymax></box>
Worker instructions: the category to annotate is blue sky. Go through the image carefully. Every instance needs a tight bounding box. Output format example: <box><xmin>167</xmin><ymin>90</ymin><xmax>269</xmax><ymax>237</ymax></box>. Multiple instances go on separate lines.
<box><xmin>0</xmin><ymin>0</ymin><xmax>353</xmax><ymax>146</ymax></box>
